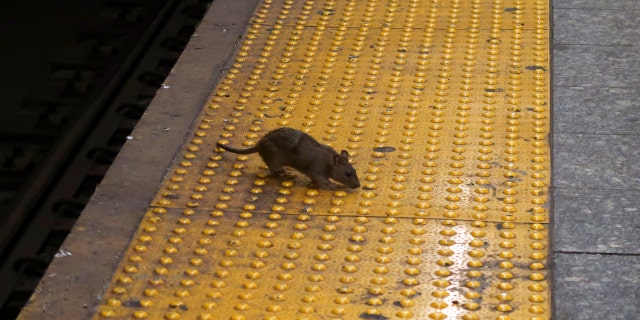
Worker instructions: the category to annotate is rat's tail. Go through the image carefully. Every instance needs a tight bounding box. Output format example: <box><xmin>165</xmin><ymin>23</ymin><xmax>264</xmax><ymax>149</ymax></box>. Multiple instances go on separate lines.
<box><xmin>216</xmin><ymin>142</ymin><xmax>259</xmax><ymax>154</ymax></box>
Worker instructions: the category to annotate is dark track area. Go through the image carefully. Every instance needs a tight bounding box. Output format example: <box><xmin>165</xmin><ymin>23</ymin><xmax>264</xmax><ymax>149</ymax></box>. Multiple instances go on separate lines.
<box><xmin>0</xmin><ymin>1</ymin><xmax>212</xmax><ymax>318</ymax></box>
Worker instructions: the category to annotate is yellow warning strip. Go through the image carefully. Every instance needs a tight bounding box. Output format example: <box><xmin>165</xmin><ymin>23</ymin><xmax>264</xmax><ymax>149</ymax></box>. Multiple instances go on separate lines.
<box><xmin>95</xmin><ymin>0</ymin><xmax>550</xmax><ymax>319</ymax></box>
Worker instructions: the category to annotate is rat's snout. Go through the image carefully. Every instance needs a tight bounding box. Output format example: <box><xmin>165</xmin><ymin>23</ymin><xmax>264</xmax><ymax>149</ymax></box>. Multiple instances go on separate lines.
<box><xmin>349</xmin><ymin>177</ymin><xmax>361</xmax><ymax>189</ymax></box>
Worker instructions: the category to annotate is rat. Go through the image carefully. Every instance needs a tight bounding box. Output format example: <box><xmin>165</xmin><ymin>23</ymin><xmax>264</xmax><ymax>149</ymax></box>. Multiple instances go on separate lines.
<box><xmin>216</xmin><ymin>127</ymin><xmax>360</xmax><ymax>189</ymax></box>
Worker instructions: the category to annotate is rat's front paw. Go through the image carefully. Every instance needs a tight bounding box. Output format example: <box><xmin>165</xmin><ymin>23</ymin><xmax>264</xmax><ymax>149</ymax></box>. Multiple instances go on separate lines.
<box><xmin>308</xmin><ymin>181</ymin><xmax>336</xmax><ymax>190</ymax></box>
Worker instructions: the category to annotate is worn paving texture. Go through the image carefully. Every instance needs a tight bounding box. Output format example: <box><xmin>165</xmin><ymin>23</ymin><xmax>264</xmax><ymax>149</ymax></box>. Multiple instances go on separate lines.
<box><xmin>88</xmin><ymin>0</ymin><xmax>553</xmax><ymax>318</ymax></box>
<box><xmin>552</xmin><ymin>0</ymin><xmax>640</xmax><ymax>319</ymax></box>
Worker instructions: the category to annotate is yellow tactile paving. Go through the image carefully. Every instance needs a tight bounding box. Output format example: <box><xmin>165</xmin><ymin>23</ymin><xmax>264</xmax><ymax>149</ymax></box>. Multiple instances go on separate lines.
<box><xmin>94</xmin><ymin>0</ymin><xmax>550</xmax><ymax>319</ymax></box>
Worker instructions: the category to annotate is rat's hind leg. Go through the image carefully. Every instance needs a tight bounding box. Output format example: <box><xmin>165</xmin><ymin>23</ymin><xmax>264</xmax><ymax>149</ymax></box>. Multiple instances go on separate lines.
<box><xmin>259</xmin><ymin>152</ymin><xmax>289</xmax><ymax>179</ymax></box>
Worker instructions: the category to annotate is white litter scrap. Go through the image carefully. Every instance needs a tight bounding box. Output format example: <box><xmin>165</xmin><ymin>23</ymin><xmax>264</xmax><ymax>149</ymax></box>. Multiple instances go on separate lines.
<box><xmin>54</xmin><ymin>249</ymin><xmax>72</xmax><ymax>258</ymax></box>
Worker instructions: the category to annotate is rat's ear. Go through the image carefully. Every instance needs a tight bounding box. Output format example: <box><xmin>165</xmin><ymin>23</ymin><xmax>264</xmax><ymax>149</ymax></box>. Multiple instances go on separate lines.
<box><xmin>340</xmin><ymin>150</ymin><xmax>349</xmax><ymax>158</ymax></box>
<box><xmin>333</xmin><ymin>154</ymin><xmax>342</xmax><ymax>166</ymax></box>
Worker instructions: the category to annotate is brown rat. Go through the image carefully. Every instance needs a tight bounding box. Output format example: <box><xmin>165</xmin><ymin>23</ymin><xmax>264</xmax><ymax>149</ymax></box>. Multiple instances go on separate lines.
<box><xmin>216</xmin><ymin>127</ymin><xmax>360</xmax><ymax>189</ymax></box>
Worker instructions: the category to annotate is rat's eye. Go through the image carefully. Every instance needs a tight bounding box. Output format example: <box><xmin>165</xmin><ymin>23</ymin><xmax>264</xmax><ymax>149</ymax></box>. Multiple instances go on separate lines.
<box><xmin>346</xmin><ymin>170</ymin><xmax>354</xmax><ymax>177</ymax></box>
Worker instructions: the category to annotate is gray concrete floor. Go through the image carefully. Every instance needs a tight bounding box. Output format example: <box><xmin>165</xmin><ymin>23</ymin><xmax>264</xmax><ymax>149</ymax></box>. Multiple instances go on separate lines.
<box><xmin>552</xmin><ymin>0</ymin><xmax>640</xmax><ymax>319</ymax></box>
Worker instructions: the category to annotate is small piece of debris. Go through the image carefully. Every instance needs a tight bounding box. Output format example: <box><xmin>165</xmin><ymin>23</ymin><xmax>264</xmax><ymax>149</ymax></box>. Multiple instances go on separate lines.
<box><xmin>54</xmin><ymin>249</ymin><xmax>72</xmax><ymax>258</ymax></box>
<box><xmin>373</xmin><ymin>146</ymin><xmax>396</xmax><ymax>153</ymax></box>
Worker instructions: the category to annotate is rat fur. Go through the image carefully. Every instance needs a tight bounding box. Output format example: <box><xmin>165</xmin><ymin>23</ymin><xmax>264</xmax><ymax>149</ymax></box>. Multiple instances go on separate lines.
<box><xmin>216</xmin><ymin>127</ymin><xmax>360</xmax><ymax>189</ymax></box>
